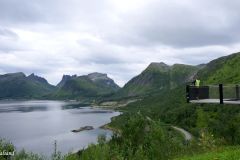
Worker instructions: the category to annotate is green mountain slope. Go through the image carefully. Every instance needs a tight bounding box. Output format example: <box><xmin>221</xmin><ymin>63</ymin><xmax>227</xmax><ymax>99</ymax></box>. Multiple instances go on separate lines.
<box><xmin>196</xmin><ymin>52</ymin><xmax>240</xmax><ymax>85</ymax></box>
<box><xmin>115</xmin><ymin>62</ymin><xmax>199</xmax><ymax>98</ymax></box>
<box><xmin>0</xmin><ymin>72</ymin><xmax>56</xmax><ymax>99</ymax></box>
<box><xmin>115</xmin><ymin>52</ymin><xmax>240</xmax><ymax>145</ymax></box>
<box><xmin>54</xmin><ymin>72</ymin><xmax>120</xmax><ymax>99</ymax></box>
<box><xmin>65</xmin><ymin>51</ymin><xmax>240</xmax><ymax>160</ymax></box>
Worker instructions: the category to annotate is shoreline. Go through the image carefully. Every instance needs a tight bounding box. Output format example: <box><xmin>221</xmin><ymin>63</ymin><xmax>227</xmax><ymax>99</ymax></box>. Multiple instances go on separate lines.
<box><xmin>100</xmin><ymin>123</ymin><xmax>121</xmax><ymax>134</ymax></box>
<box><xmin>0</xmin><ymin>101</ymin><xmax>121</xmax><ymax>156</ymax></box>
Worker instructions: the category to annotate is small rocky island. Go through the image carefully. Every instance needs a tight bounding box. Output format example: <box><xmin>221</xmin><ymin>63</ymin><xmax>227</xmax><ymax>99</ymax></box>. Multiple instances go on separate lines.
<box><xmin>71</xmin><ymin>126</ymin><xmax>94</xmax><ymax>133</ymax></box>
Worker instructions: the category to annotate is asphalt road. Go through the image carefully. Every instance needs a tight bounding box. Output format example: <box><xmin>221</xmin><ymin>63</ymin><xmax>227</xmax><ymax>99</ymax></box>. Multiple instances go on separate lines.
<box><xmin>172</xmin><ymin>126</ymin><xmax>193</xmax><ymax>141</ymax></box>
<box><xmin>146</xmin><ymin>116</ymin><xmax>193</xmax><ymax>141</ymax></box>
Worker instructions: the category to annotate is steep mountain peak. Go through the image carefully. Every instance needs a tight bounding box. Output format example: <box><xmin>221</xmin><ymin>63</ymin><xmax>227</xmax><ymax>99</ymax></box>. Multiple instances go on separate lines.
<box><xmin>62</xmin><ymin>74</ymin><xmax>77</xmax><ymax>80</ymax></box>
<box><xmin>87</xmin><ymin>72</ymin><xmax>120</xmax><ymax>90</ymax></box>
<box><xmin>87</xmin><ymin>72</ymin><xmax>108</xmax><ymax>81</ymax></box>
<box><xmin>117</xmin><ymin>62</ymin><xmax>199</xmax><ymax>97</ymax></box>
<box><xmin>149</xmin><ymin>62</ymin><xmax>168</xmax><ymax>67</ymax></box>
<box><xmin>145</xmin><ymin>62</ymin><xmax>170</xmax><ymax>73</ymax></box>
<box><xmin>28</xmin><ymin>73</ymin><xmax>48</xmax><ymax>84</ymax></box>
<box><xmin>57</xmin><ymin>74</ymin><xmax>77</xmax><ymax>87</ymax></box>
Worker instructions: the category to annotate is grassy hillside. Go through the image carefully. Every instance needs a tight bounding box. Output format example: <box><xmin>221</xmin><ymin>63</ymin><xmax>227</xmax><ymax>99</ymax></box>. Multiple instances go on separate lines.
<box><xmin>197</xmin><ymin>52</ymin><xmax>240</xmax><ymax>85</ymax></box>
<box><xmin>112</xmin><ymin>52</ymin><xmax>240</xmax><ymax>142</ymax></box>
<box><xmin>103</xmin><ymin>52</ymin><xmax>240</xmax><ymax>159</ymax></box>
<box><xmin>114</xmin><ymin>62</ymin><xmax>199</xmax><ymax>98</ymax></box>
<box><xmin>176</xmin><ymin>146</ymin><xmax>240</xmax><ymax>160</ymax></box>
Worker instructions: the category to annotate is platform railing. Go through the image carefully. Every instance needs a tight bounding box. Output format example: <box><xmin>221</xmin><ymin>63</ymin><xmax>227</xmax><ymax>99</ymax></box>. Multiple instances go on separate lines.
<box><xmin>186</xmin><ymin>84</ymin><xmax>240</xmax><ymax>104</ymax></box>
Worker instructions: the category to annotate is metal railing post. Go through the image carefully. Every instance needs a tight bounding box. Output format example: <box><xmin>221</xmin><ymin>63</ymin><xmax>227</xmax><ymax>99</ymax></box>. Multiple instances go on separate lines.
<box><xmin>186</xmin><ymin>85</ymin><xmax>190</xmax><ymax>103</ymax></box>
<box><xmin>236</xmin><ymin>85</ymin><xmax>239</xmax><ymax>100</ymax></box>
<box><xmin>219</xmin><ymin>84</ymin><xmax>224</xmax><ymax>104</ymax></box>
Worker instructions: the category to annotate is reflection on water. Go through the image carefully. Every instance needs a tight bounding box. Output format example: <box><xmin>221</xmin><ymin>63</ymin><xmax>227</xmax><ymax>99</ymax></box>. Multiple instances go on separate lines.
<box><xmin>69</xmin><ymin>110</ymin><xmax>114</xmax><ymax>114</ymax></box>
<box><xmin>0</xmin><ymin>106</ymin><xmax>48</xmax><ymax>113</ymax></box>
<box><xmin>0</xmin><ymin>100</ymin><xmax>120</xmax><ymax>156</ymax></box>
<box><xmin>61</xmin><ymin>103</ymin><xmax>90</xmax><ymax>110</ymax></box>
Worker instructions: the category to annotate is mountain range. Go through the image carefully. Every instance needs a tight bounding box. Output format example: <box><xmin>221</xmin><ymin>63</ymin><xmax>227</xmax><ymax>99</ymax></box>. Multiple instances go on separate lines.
<box><xmin>52</xmin><ymin>72</ymin><xmax>120</xmax><ymax>100</ymax></box>
<box><xmin>0</xmin><ymin>72</ymin><xmax>55</xmax><ymax>99</ymax></box>
<box><xmin>0</xmin><ymin>52</ymin><xmax>239</xmax><ymax>100</ymax></box>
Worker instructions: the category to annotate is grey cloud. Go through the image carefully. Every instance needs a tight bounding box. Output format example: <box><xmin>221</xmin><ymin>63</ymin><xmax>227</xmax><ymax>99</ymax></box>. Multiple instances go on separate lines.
<box><xmin>0</xmin><ymin>64</ymin><xmax>49</xmax><ymax>75</ymax></box>
<box><xmin>76</xmin><ymin>38</ymin><xmax>131</xmax><ymax>65</ymax></box>
<box><xmin>0</xmin><ymin>28</ymin><xmax>20</xmax><ymax>53</ymax></box>
<box><xmin>0</xmin><ymin>0</ymin><xmax>240</xmax><ymax>86</ymax></box>
<box><xmin>0</xmin><ymin>28</ymin><xmax>18</xmax><ymax>39</ymax></box>
<box><xmin>0</xmin><ymin>0</ymin><xmax>111</xmax><ymax>28</ymax></box>
<box><xmin>105</xmin><ymin>0</ymin><xmax>240</xmax><ymax>48</ymax></box>
<box><xmin>0</xmin><ymin>0</ymin><xmax>44</xmax><ymax>24</ymax></box>
<box><xmin>2</xmin><ymin>0</ymin><xmax>240</xmax><ymax>48</ymax></box>
<box><xmin>87</xmin><ymin>55</ymin><xmax>125</xmax><ymax>65</ymax></box>
<box><xmin>0</xmin><ymin>44</ymin><xmax>19</xmax><ymax>53</ymax></box>
<box><xmin>175</xmin><ymin>52</ymin><xmax>226</xmax><ymax>65</ymax></box>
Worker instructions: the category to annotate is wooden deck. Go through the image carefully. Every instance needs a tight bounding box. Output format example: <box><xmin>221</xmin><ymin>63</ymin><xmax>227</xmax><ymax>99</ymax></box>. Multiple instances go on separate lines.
<box><xmin>190</xmin><ymin>99</ymin><xmax>240</xmax><ymax>105</ymax></box>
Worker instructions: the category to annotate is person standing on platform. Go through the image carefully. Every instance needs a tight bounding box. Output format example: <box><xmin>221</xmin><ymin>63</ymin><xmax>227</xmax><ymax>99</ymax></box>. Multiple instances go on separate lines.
<box><xmin>195</xmin><ymin>78</ymin><xmax>201</xmax><ymax>99</ymax></box>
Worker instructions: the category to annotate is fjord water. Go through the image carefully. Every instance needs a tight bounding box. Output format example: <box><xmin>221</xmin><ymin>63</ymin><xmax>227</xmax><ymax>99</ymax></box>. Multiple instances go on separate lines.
<box><xmin>0</xmin><ymin>100</ymin><xmax>120</xmax><ymax>155</ymax></box>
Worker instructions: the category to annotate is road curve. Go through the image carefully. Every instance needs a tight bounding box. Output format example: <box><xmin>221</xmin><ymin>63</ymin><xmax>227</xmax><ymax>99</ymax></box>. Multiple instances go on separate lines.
<box><xmin>145</xmin><ymin>116</ymin><xmax>193</xmax><ymax>141</ymax></box>
<box><xmin>172</xmin><ymin>126</ymin><xmax>193</xmax><ymax>141</ymax></box>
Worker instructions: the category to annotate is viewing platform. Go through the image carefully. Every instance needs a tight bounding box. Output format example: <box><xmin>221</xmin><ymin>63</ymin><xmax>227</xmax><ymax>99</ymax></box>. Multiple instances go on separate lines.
<box><xmin>186</xmin><ymin>84</ymin><xmax>240</xmax><ymax>105</ymax></box>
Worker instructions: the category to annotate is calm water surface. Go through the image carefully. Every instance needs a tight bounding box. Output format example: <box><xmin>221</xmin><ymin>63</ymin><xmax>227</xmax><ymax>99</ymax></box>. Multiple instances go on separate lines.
<box><xmin>0</xmin><ymin>100</ymin><xmax>120</xmax><ymax>155</ymax></box>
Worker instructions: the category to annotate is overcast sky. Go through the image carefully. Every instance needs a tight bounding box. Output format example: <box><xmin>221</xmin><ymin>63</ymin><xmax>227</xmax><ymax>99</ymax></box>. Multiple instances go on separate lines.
<box><xmin>0</xmin><ymin>0</ymin><xmax>240</xmax><ymax>86</ymax></box>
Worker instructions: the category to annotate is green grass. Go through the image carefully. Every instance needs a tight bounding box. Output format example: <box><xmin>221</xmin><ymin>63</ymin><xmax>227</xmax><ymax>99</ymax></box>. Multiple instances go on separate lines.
<box><xmin>176</xmin><ymin>146</ymin><xmax>240</xmax><ymax>160</ymax></box>
<box><xmin>197</xmin><ymin>52</ymin><xmax>240</xmax><ymax>85</ymax></box>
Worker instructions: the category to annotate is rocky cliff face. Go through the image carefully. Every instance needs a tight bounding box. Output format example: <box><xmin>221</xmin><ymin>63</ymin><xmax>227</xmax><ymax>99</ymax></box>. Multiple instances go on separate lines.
<box><xmin>57</xmin><ymin>75</ymin><xmax>77</xmax><ymax>88</ymax></box>
<box><xmin>87</xmin><ymin>72</ymin><xmax>108</xmax><ymax>81</ymax></box>
<box><xmin>28</xmin><ymin>73</ymin><xmax>48</xmax><ymax>84</ymax></box>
